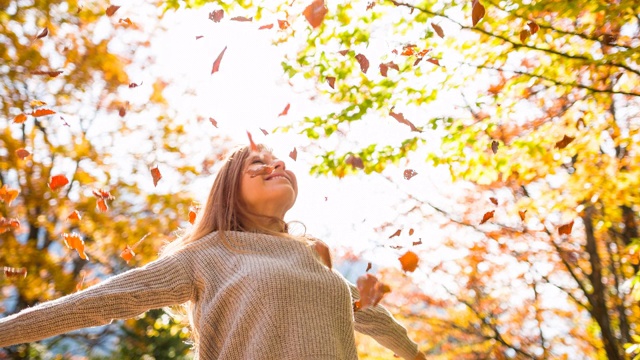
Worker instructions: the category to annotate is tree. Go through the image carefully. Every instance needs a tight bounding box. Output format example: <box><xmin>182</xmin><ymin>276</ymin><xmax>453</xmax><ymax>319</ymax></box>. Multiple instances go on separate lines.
<box><xmin>168</xmin><ymin>0</ymin><xmax>640</xmax><ymax>358</ymax></box>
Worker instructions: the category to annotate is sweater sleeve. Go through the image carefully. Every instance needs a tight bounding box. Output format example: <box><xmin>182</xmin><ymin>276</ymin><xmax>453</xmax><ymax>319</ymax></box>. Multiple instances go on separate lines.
<box><xmin>0</xmin><ymin>254</ymin><xmax>194</xmax><ymax>347</ymax></box>
<box><xmin>335</xmin><ymin>270</ymin><xmax>420</xmax><ymax>360</ymax></box>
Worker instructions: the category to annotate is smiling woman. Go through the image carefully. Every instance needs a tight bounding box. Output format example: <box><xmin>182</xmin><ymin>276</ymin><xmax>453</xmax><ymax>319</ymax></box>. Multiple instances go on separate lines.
<box><xmin>0</xmin><ymin>143</ymin><xmax>426</xmax><ymax>360</ymax></box>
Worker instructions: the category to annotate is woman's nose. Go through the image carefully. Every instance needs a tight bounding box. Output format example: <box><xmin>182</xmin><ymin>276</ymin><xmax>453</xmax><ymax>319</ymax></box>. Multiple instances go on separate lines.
<box><xmin>272</xmin><ymin>159</ymin><xmax>286</xmax><ymax>170</ymax></box>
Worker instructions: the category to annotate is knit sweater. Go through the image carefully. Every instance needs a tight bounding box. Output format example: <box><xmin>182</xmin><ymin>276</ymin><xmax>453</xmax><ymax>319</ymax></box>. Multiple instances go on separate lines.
<box><xmin>0</xmin><ymin>231</ymin><xmax>419</xmax><ymax>359</ymax></box>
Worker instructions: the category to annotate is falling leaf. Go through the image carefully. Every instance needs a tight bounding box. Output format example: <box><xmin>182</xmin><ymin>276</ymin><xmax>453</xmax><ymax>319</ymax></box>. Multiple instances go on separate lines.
<box><xmin>412</xmin><ymin>239</ymin><xmax>423</xmax><ymax>246</ymax></box>
<box><xmin>4</xmin><ymin>267</ymin><xmax>27</xmax><ymax>279</ymax></box>
<box><xmin>471</xmin><ymin>0</ymin><xmax>485</xmax><ymax>26</ymax></box>
<box><xmin>30</xmin><ymin>100</ymin><xmax>46</xmax><ymax>107</ymax></box>
<box><xmin>401</xmin><ymin>44</ymin><xmax>417</xmax><ymax>56</ymax></box>
<box><xmin>0</xmin><ymin>217</ymin><xmax>20</xmax><ymax>234</ymax></box>
<box><xmin>355</xmin><ymin>53</ymin><xmax>370</xmax><ymax>73</ymax></box>
<box><xmin>0</xmin><ymin>185</ymin><xmax>19</xmax><ymax>206</ymax></box>
<box><xmin>209</xmin><ymin>117</ymin><xmax>218</xmax><ymax>128</ymax></box>
<box><xmin>379</xmin><ymin>62</ymin><xmax>399</xmax><ymax>77</ymax></box>
<box><xmin>13</xmin><ymin>114</ymin><xmax>28</xmax><ymax>124</ymax></box>
<box><xmin>196</xmin><ymin>35</ymin><xmax>204</xmax><ymax>40</ymax></box>
<box><xmin>258</xmin><ymin>23</ymin><xmax>274</xmax><ymax>30</ymax></box>
<box><xmin>278</xmin><ymin>103</ymin><xmax>291</xmax><ymax>117</ymax></box>
<box><xmin>431</xmin><ymin>23</ymin><xmax>444</xmax><ymax>38</ymax></box>
<box><xmin>390</xmin><ymin>109</ymin><xmax>421</xmax><ymax>132</ymax></box>
<box><xmin>555</xmin><ymin>135</ymin><xmax>575</xmax><ymax>149</ymax></box>
<box><xmin>189</xmin><ymin>206</ymin><xmax>198</xmax><ymax>224</ymax></box>
<box><xmin>31</xmin><ymin>108</ymin><xmax>56</xmax><ymax>117</ymax></box>
<box><xmin>326</xmin><ymin>76</ymin><xmax>336</xmax><ymax>88</ymax></box>
<box><xmin>211</xmin><ymin>46</ymin><xmax>228</xmax><ymax>75</ymax></box>
<box><xmin>558</xmin><ymin>220</ymin><xmax>574</xmax><ymax>235</ymax></box>
<box><xmin>389</xmin><ymin>229</ymin><xmax>401</xmax><ymax>238</ymax></box>
<box><xmin>312</xmin><ymin>240</ymin><xmax>332</xmax><ymax>269</ymax></box>
<box><xmin>120</xmin><ymin>245</ymin><xmax>135</xmax><ymax>263</ymax></box>
<box><xmin>345</xmin><ymin>154</ymin><xmax>364</xmax><ymax>169</ymax></box>
<box><xmin>366</xmin><ymin>262</ymin><xmax>372</xmax><ymax>272</ymax></box>
<box><xmin>480</xmin><ymin>210</ymin><xmax>495</xmax><ymax>224</ymax></box>
<box><xmin>490</xmin><ymin>197</ymin><xmax>498</xmax><ymax>205</ymax></box>
<box><xmin>48</xmin><ymin>174</ymin><xmax>69</xmax><ymax>191</ymax></box>
<box><xmin>230</xmin><ymin>16</ymin><xmax>253</xmax><ymax>22</ymax></box>
<box><xmin>403</xmin><ymin>169</ymin><xmax>418</xmax><ymax>180</ymax></box>
<box><xmin>491</xmin><ymin>140</ymin><xmax>499</xmax><ymax>154</ymax></box>
<box><xmin>118</xmin><ymin>107</ymin><xmax>126</xmax><ymax>117</ymax></box>
<box><xmin>355</xmin><ymin>273</ymin><xmax>391</xmax><ymax>310</ymax></box>
<box><xmin>67</xmin><ymin>210</ymin><xmax>81</xmax><ymax>221</ymax></box>
<box><xmin>209</xmin><ymin>9</ymin><xmax>224</xmax><ymax>22</ymax></box>
<box><xmin>105</xmin><ymin>5</ymin><xmax>120</xmax><ymax>17</ymax></box>
<box><xmin>409</xmin><ymin>228</ymin><xmax>415</xmax><ymax>236</ymax></box>
<box><xmin>93</xmin><ymin>189</ymin><xmax>115</xmax><ymax>213</ymax></box>
<box><xmin>76</xmin><ymin>271</ymin><xmax>86</xmax><ymax>291</ymax></box>
<box><xmin>303</xmin><ymin>0</ymin><xmax>328</xmax><ymax>28</ymax></box>
<box><xmin>62</xmin><ymin>233</ymin><xmax>88</xmax><ymax>260</ymax></box>
<box><xmin>366</xmin><ymin>2</ymin><xmax>376</xmax><ymax>10</ymax></box>
<box><xmin>278</xmin><ymin>19</ymin><xmax>290</xmax><ymax>29</ymax></box>
<box><xmin>527</xmin><ymin>20</ymin><xmax>539</xmax><ymax>34</ymax></box>
<box><xmin>247</xmin><ymin>164</ymin><xmax>274</xmax><ymax>178</ymax></box>
<box><xmin>519</xmin><ymin>210</ymin><xmax>527</xmax><ymax>221</ymax></box>
<box><xmin>289</xmin><ymin>147</ymin><xmax>297</xmax><ymax>161</ymax></box>
<box><xmin>60</xmin><ymin>116</ymin><xmax>70</xmax><ymax>127</ymax></box>
<box><xmin>128</xmin><ymin>81</ymin><xmax>142</xmax><ymax>88</ymax></box>
<box><xmin>426</xmin><ymin>58</ymin><xmax>440</xmax><ymax>66</ymax></box>
<box><xmin>15</xmin><ymin>148</ymin><xmax>30</xmax><ymax>159</ymax></box>
<box><xmin>576</xmin><ymin>118</ymin><xmax>586</xmax><ymax>129</ymax></box>
<box><xmin>520</xmin><ymin>29</ymin><xmax>530</xmax><ymax>42</ymax></box>
<box><xmin>31</xmin><ymin>70</ymin><xmax>63</xmax><ymax>77</ymax></box>
<box><xmin>247</xmin><ymin>131</ymin><xmax>259</xmax><ymax>152</ymax></box>
<box><xmin>390</xmin><ymin>245</ymin><xmax>403</xmax><ymax>250</ymax></box>
<box><xmin>36</xmin><ymin>27</ymin><xmax>49</xmax><ymax>39</ymax></box>
<box><xmin>118</xmin><ymin>18</ymin><xmax>133</xmax><ymax>27</ymax></box>
<box><xmin>151</xmin><ymin>166</ymin><xmax>162</xmax><ymax>187</ymax></box>
<box><xmin>399</xmin><ymin>251</ymin><xmax>419</xmax><ymax>272</ymax></box>
<box><xmin>260</xmin><ymin>128</ymin><xmax>269</xmax><ymax>135</ymax></box>
<box><xmin>338</xmin><ymin>49</ymin><xmax>349</xmax><ymax>56</ymax></box>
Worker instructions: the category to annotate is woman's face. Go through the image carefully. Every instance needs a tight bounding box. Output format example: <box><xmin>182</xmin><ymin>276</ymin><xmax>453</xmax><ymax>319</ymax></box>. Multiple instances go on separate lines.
<box><xmin>240</xmin><ymin>150</ymin><xmax>298</xmax><ymax>219</ymax></box>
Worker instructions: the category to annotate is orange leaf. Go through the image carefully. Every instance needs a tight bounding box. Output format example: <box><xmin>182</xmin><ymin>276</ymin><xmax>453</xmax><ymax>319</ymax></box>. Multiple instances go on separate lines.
<box><xmin>312</xmin><ymin>240</ymin><xmax>332</xmax><ymax>269</ymax></box>
<box><xmin>67</xmin><ymin>210</ymin><xmax>81</xmax><ymax>221</ymax></box>
<box><xmin>13</xmin><ymin>113</ymin><xmax>27</xmax><ymax>124</ymax></box>
<box><xmin>76</xmin><ymin>271</ymin><xmax>86</xmax><ymax>291</ymax></box>
<box><xmin>289</xmin><ymin>147</ymin><xmax>297</xmax><ymax>161</ymax></box>
<box><xmin>409</xmin><ymin>228</ymin><xmax>415</xmax><ymax>236</ymax></box>
<box><xmin>278</xmin><ymin>19</ymin><xmax>290</xmax><ymax>30</ymax></box>
<box><xmin>558</xmin><ymin>220</ymin><xmax>574</xmax><ymax>235</ymax></box>
<box><xmin>0</xmin><ymin>185</ymin><xmax>19</xmax><ymax>206</ymax></box>
<box><xmin>355</xmin><ymin>53</ymin><xmax>369</xmax><ymax>73</ymax></box>
<box><xmin>211</xmin><ymin>46</ymin><xmax>228</xmax><ymax>74</ymax></box>
<box><xmin>326</xmin><ymin>76</ymin><xmax>336</xmax><ymax>88</ymax></box>
<box><xmin>399</xmin><ymin>251</ymin><xmax>419</xmax><ymax>272</ymax></box>
<box><xmin>93</xmin><ymin>189</ymin><xmax>115</xmax><ymax>212</ymax></box>
<box><xmin>431</xmin><ymin>23</ymin><xmax>444</xmax><ymax>38</ymax></box>
<box><xmin>555</xmin><ymin>135</ymin><xmax>575</xmax><ymax>149</ymax></box>
<box><xmin>258</xmin><ymin>23</ymin><xmax>274</xmax><ymax>30</ymax></box>
<box><xmin>527</xmin><ymin>20</ymin><xmax>539</xmax><ymax>35</ymax></box>
<box><xmin>209</xmin><ymin>9</ymin><xmax>224</xmax><ymax>22</ymax></box>
<box><xmin>4</xmin><ymin>266</ymin><xmax>27</xmax><ymax>279</ymax></box>
<box><xmin>246</xmin><ymin>131</ymin><xmax>259</xmax><ymax>152</ymax></box>
<box><xmin>62</xmin><ymin>233</ymin><xmax>89</xmax><ymax>260</ymax></box>
<box><xmin>519</xmin><ymin>210</ymin><xmax>527</xmax><ymax>221</ymax></box>
<box><xmin>356</xmin><ymin>273</ymin><xmax>391</xmax><ymax>310</ymax></box>
<box><xmin>390</xmin><ymin>109</ymin><xmax>421</xmax><ymax>132</ymax></box>
<box><xmin>426</xmin><ymin>58</ymin><xmax>440</xmax><ymax>66</ymax></box>
<box><xmin>490</xmin><ymin>197</ymin><xmax>498</xmax><ymax>205</ymax></box>
<box><xmin>151</xmin><ymin>166</ymin><xmax>162</xmax><ymax>187</ymax></box>
<box><xmin>105</xmin><ymin>5</ymin><xmax>120</xmax><ymax>16</ymax></box>
<box><xmin>519</xmin><ymin>29</ymin><xmax>530</xmax><ymax>42</ymax></box>
<box><xmin>472</xmin><ymin>0</ymin><xmax>485</xmax><ymax>26</ymax></box>
<box><xmin>120</xmin><ymin>245</ymin><xmax>135</xmax><ymax>263</ymax></box>
<box><xmin>48</xmin><ymin>174</ymin><xmax>69</xmax><ymax>191</ymax></box>
<box><xmin>189</xmin><ymin>209</ymin><xmax>197</xmax><ymax>224</ymax></box>
<box><xmin>30</xmin><ymin>99</ymin><xmax>47</xmax><ymax>107</ymax></box>
<box><xmin>31</xmin><ymin>108</ymin><xmax>56</xmax><ymax>117</ymax></box>
<box><xmin>278</xmin><ymin>103</ymin><xmax>291</xmax><ymax>117</ymax></box>
<box><xmin>480</xmin><ymin>210</ymin><xmax>495</xmax><ymax>224</ymax></box>
<box><xmin>36</xmin><ymin>27</ymin><xmax>49</xmax><ymax>39</ymax></box>
<box><xmin>389</xmin><ymin>229</ymin><xmax>401</xmax><ymax>238</ymax></box>
<box><xmin>303</xmin><ymin>0</ymin><xmax>328</xmax><ymax>28</ymax></box>
<box><xmin>403</xmin><ymin>169</ymin><xmax>418</xmax><ymax>180</ymax></box>
<box><xmin>0</xmin><ymin>217</ymin><xmax>20</xmax><ymax>234</ymax></box>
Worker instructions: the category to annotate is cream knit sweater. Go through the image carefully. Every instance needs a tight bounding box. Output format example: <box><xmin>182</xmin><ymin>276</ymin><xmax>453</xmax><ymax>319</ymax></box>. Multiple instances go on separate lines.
<box><xmin>0</xmin><ymin>231</ymin><xmax>419</xmax><ymax>359</ymax></box>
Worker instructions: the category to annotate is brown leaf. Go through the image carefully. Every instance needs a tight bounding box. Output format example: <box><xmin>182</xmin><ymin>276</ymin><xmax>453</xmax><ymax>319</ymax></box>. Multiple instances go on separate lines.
<box><xmin>555</xmin><ymin>135</ymin><xmax>575</xmax><ymax>149</ymax></box>
<box><xmin>412</xmin><ymin>238</ymin><xmax>423</xmax><ymax>246</ymax></box>
<box><xmin>258</xmin><ymin>23</ymin><xmax>274</xmax><ymax>30</ymax></box>
<box><xmin>390</xmin><ymin>109</ymin><xmax>421</xmax><ymax>132</ymax></box>
<box><xmin>195</xmin><ymin>35</ymin><xmax>204</xmax><ymax>40</ymax></box>
<box><xmin>150</xmin><ymin>166</ymin><xmax>162</xmax><ymax>187</ymax></box>
<box><xmin>278</xmin><ymin>103</ymin><xmax>291</xmax><ymax>117</ymax></box>
<box><xmin>403</xmin><ymin>169</ymin><xmax>418</xmax><ymax>180</ymax></box>
<box><xmin>312</xmin><ymin>240</ymin><xmax>332</xmax><ymax>269</ymax></box>
<box><xmin>379</xmin><ymin>62</ymin><xmax>399</xmax><ymax>77</ymax></box>
<box><xmin>211</xmin><ymin>46</ymin><xmax>228</xmax><ymax>74</ymax></box>
<box><xmin>230</xmin><ymin>16</ymin><xmax>253</xmax><ymax>22</ymax></box>
<box><xmin>105</xmin><ymin>5</ymin><xmax>120</xmax><ymax>17</ymax></box>
<box><xmin>366</xmin><ymin>2</ymin><xmax>376</xmax><ymax>10</ymax></box>
<box><xmin>0</xmin><ymin>217</ymin><xmax>20</xmax><ymax>234</ymax></box>
<box><xmin>399</xmin><ymin>251</ymin><xmax>419</xmax><ymax>272</ymax></box>
<box><xmin>15</xmin><ymin>148</ymin><xmax>30</xmax><ymax>159</ymax></box>
<box><xmin>527</xmin><ymin>20</ymin><xmax>539</xmax><ymax>35</ymax></box>
<box><xmin>289</xmin><ymin>147</ymin><xmax>297</xmax><ymax>161</ymax></box>
<box><xmin>118</xmin><ymin>107</ymin><xmax>126</xmax><ymax>117</ymax></box>
<box><xmin>13</xmin><ymin>113</ymin><xmax>27</xmax><ymax>124</ymax></box>
<box><xmin>128</xmin><ymin>81</ymin><xmax>142</xmax><ymax>88</ymax></box>
<box><xmin>480</xmin><ymin>210</ymin><xmax>495</xmax><ymax>224</ymax></box>
<box><xmin>558</xmin><ymin>220</ymin><xmax>574</xmax><ymax>235</ymax></box>
<box><xmin>209</xmin><ymin>9</ymin><xmax>224</xmax><ymax>22</ymax></box>
<box><xmin>426</xmin><ymin>58</ymin><xmax>440</xmax><ymax>66</ymax></box>
<box><xmin>431</xmin><ymin>23</ymin><xmax>444</xmax><ymax>38</ymax></box>
<box><xmin>120</xmin><ymin>245</ymin><xmax>135</xmax><ymax>263</ymax></box>
<box><xmin>31</xmin><ymin>70</ymin><xmax>63</xmax><ymax>77</ymax></box>
<box><xmin>62</xmin><ymin>233</ymin><xmax>88</xmax><ymax>260</ymax></box>
<box><xmin>31</xmin><ymin>108</ymin><xmax>56</xmax><ymax>117</ymax></box>
<box><xmin>246</xmin><ymin>131</ymin><xmax>259</xmax><ymax>152</ymax></box>
<box><xmin>389</xmin><ymin>229</ymin><xmax>401</xmax><ymax>238</ymax></box>
<box><xmin>490</xmin><ymin>197</ymin><xmax>498</xmax><ymax>205</ymax></box>
<box><xmin>409</xmin><ymin>228</ymin><xmax>415</xmax><ymax>236</ymax></box>
<box><xmin>366</xmin><ymin>262</ymin><xmax>372</xmax><ymax>272</ymax></box>
<box><xmin>326</xmin><ymin>76</ymin><xmax>336</xmax><ymax>88</ymax></box>
<box><xmin>260</xmin><ymin>128</ymin><xmax>269</xmax><ymax>135</ymax></box>
<box><xmin>67</xmin><ymin>210</ymin><xmax>81</xmax><ymax>221</ymax></box>
<box><xmin>48</xmin><ymin>174</ymin><xmax>69</xmax><ymax>191</ymax></box>
<box><xmin>337</xmin><ymin>49</ymin><xmax>349</xmax><ymax>56</ymax></box>
<box><xmin>303</xmin><ymin>0</ymin><xmax>328</xmax><ymax>28</ymax></box>
<box><xmin>491</xmin><ymin>140</ymin><xmax>499</xmax><ymax>154</ymax></box>
<box><xmin>519</xmin><ymin>29</ymin><xmax>530</xmax><ymax>43</ymax></box>
<box><xmin>4</xmin><ymin>267</ymin><xmax>27</xmax><ymax>279</ymax></box>
<box><xmin>345</xmin><ymin>154</ymin><xmax>364</xmax><ymax>169</ymax></box>
<box><xmin>278</xmin><ymin>19</ymin><xmax>290</xmax><ymax>30</ymax></box>
<box><xmin>355</xmin><ymin>53</ymin><xmax>370</xmax><ymax>73</ymax></box>
<box><xmin>209</xmin><ymin>117</ymin><xmax>218</xmax><ymax>128</ymax></box>
<box><xmin>36</xmin><ymin>27</ymin><xmax>49</xmax><ymax>39</ymax></box>
<box><xmin>519</xmin><ymin>210</ymin><xmax>527</xmax><ymax>221</ymax></box>
<box><xmin>471</xmin><ymin>0</ymin><xmax>485</xmax><ymax>26</ymax></box>
<box><xmin>356</xmin><ymin>273</ymin><xmax>391</xmax><ymax>310</ymax></box>
<box><xmin>0</xmin><ymin>185</ymin><xmax>19</xmax><ymax>206</ymax></box>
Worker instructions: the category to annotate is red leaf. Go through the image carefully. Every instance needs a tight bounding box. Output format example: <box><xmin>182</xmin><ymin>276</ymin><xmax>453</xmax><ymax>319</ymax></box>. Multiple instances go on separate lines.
<box><xmin>278</xmin><ymin>19</ymin><xmax>290</xmax><ymax>29</ymax></box>
<box><xmin>520</xmin><ymin>29</ymin><xmax>530</xmax><ymax>43</ymax></box>
<box><xmin>355</xmin><ymin>273</ymin><xmax>391</xmax><ymax>310</ymax></box>
<box><xmin>36</xmin><ymin>27</ymin><xmax>49</xmax><ymax>39</ymax></box>
<box><xmin>106</xmin><ymin>5</ymin><xmax>120</xmax><ymax>17</ymax></box>
<box><xmin>258</xmin><ymin>23</ymin><xmax>274</xmax><ymax>30</ymax></box>
<box><xmin>13</xmin><ymin>114</ymin><xmax>27</xmax><ymax>124</ymax></box>
<box><xmin>120</xmin><ymin>245</ymin><xmax>135</xmax><ymax>263</ymax></box>
<box><xmin>0</xmin><ymin>217</ymin><xmax>20</xmax><ymax>234</ymax></box>
<box><xmin>31</xmin><ymin>70</ymin><xmax>63</xmax><ymax>77</ymax></box>
<box><xmin>426</xmin><ymin>58</ymin><xmax>440</xmax><ymax>66</ymax></box>
<box><xmin>403</xmin><ymin>169</ymin><xmax>418</xmax><ymax>180</ymax></box>
<box><xmin>31</xmin><ymin>108</ymin><xmax>56</xmax><ymax>117</ymax></box>
<box><xmin>247</xmin><ymin>131</ymin><xmax>259</xmax><ymax>152</ymax></box>
<box><xmin>558</xmin><ymin>220</ymin><xmax>574</xmax><ymax>235</ymax></box>
<box><xmin>389</xmin><ymin>229</ymin><xmax>401</xmax><ymax>238</ymax></box>
<box><xmin>150</xmin><ymin>166</ymin><xmax>162</xmax><ymax>187</ymax></box>
<box><xmin>67</xmin><ymin>210</ymin><xmax>81</xmax><ymax>221</ymax></box>
<box><xmin>471</xmin><ymin>0</ymin><xmax>485</xmax><ymax>26</ymax></box>
<box><xmin>48</xmin><ymin>174</ymin><xmax>69</xmax><ymax>191</ymax></box>
<box><xmin>0</xmin><ymin>185</ymin><xmax>19</xmax><ymax>206</ymax></box>
<box><xmin>128</xmin><ymin>81</ymin><xmax>142</xmax><ymax>88</ymax></box>
<box><xmin>491</xmin><ymin>140</ymin><xmax>499</xmax><ymax>154</ymax></box>
<box><xmin>345</xmin><ymin>154</ymin><xmax>364</xmax><ymax>169</ymax></box>
<box><xmin>278</xmin><ymin>103</ymin><xmax>290</xmax><ymax>117</ymax></box>
<box><xmin>211</xmin><ymin>46</ymin><xmax>228</xmax><ymax>74</ymax></box>
<box><xmin>3</xmin><ymin>267</ymin><xmax>27</xmax><ymax>279</ymax></box>
<box><xmin>555</xmin><ymin>135</ymin><xmax>575</xmax><ymax>149</ymax></box>
<box><xmin>195</xmin><ymin>35</ymin><xmax>204</xmax><ymax>40</ymax></box>
<box><xmin>289</xmin><ymin>147</ymin><xmax>298</xmax><ymax>161</ymax></box>
<box><xmin>399</xmin><ymin>251</ymin><xmax>419</xmax><ymax>272</ymax></box>
<box><xmin>390</xmin><ymin>109</ymin><xmax>421</xmax><ymax>132</ymax></box>
<box><xmin>92</xmin><ymin>189</ymin><xmax>115</xmax><ymax>213</ymax></box>
<box><xmin>209</xmin><ymin>9</ymin><xmax>224</xmax><ymax>22</ymax></box>
<box><xmin>209</xmin><ymin>117</ymin><xmax>218</xmax><ymax>128</ymax></box>
<box><xmin>490</xmin><ymin>197</ymin><xmax>498</xmax><ymax>205</ymax></box>
<box><xmin>326</xmin><ymin>76</ymin><xmax>336</xmax><ymax>88</ymax></box>
<box><xmin>480</xmin><ymin>210</ymin><xmax>495</xmax><ymax>224</ymax></box>
<box><xmin>230</xmin><ymin>16</ymin><xmax>253</xmax><ymax>22</ymax></box>
<box><xmin>527</xmin><ymin>20</ymin><xmax>539</xmax><ymax>35</ymax></box>
<box><xmin>62</xmin><ymin>233</ymin><xmax>88</xmax><ymax>260</ymax></box>
<box><xmin>355</xmin><ymin>53</ymin><xmax>370</xmax><ymax>73</ymax></box>
<box><xmin>431</xmin><ymin>23</ymin><xmax>444</xmax><ymax>38</ymax></box>
<box><xmin>303</xmin><ymin>0</ymin><xmax>328</xmax><ymax>28</ymax></box>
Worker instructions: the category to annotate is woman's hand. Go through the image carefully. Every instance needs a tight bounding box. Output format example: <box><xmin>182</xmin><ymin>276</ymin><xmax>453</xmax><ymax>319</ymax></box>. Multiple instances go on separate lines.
<box><xmin>413</xmin><ymin>351</ymin><xmax>427</xmax><ymax>360</ymax></box>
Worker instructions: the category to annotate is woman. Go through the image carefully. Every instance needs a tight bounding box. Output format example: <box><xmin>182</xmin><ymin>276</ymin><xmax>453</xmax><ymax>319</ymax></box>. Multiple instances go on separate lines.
<box><xmin>0</xmin><ymin>144</ymin><xmax>426</xmax><ymax>359</ymax></box>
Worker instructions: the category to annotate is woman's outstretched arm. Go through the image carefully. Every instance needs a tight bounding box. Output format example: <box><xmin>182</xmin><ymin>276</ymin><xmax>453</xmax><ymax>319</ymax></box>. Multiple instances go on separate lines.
<box><xmin>0</xmin><ymin>254</ymin><xmax>194</xmax><ymax>347</ymax></box>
